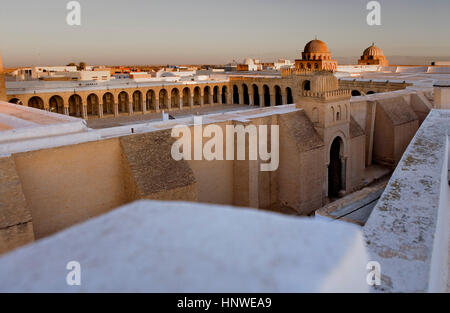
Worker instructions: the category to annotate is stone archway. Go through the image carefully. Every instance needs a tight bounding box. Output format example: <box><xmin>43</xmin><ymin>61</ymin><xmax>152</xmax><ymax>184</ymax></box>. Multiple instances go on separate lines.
<box><xmin>263</xmin><ymin>85</ymin><xmax>271</xmax><ymax>107</ymax></box>
<box><xmin>118</xmin><ymin>91</ymin><xmax>129</xmax><ymax>114</ymax></box>
<box><xmin>103</xmin><ymin>92</ymin><xmax>115</xmax><ymax>115</ymax></box>
<box><xmin>159</xmin><ymin>89</ymin><xmax>168</xmax><ymax>110</ymax></box>
<box><xmin>213</xmin><ymin>86</ymin><xmax>219</xmax><ymax>104</ymax></box>
<box><xmin>275</xmin><ymin>86</ymin><xmax>282</xmax><ymax>106</ymax></box>
<box><xmin>49</xmin><ymin>95</ymin><xmax>64</xmax><ymax>114</ymax></box>
<box><xmin>328</xmin><ymin>137</ymin><xmax>345</xmax><ymax>198</ymax></box>
<box><xmin>28</xmin><ymin>96</ymin><xmax>44</xmax><ymax>110</ymax></box>
<box><xmin>303</xmin><ymin>80</ymin><xmax>311</xmax><ymax>91</ymax></box>
<box><xmin>146</xmin><ymin>90</ymin><xmax>156</xmax><ymax>111</ymax></box>
<box><xmin>221</xmin><ymin>86</ymin><xmax>228</xmax><ymax>104</ymax></box>
<box><xmin>242</xmin><ymin>84</ymin><xmax>249</xmax><ymax>105</ymax></box>
<box><xmin>68</xmin><ymin>94</ymin><xmax>83</xmax><ymax>117</ymax></box>
<box><xmin>133</xmin><ymin>91</ymin><xmax>143</xmax><ymax>112</ymax></box>
<box><xmin>193</xmin><ymin>87</ymin><xmax>201</xmax><ymax>106</ymax></box>
<box><xmin>286</xmin><ymin>87</ymin><xmax>293</xmax><ymax>104</ymax></box>
<box><xmin>252</xmin><ymin>85</ymin><xmax>260</xmax><ymax>106</ymax></box>
<box><xmin>233</xmin><ymin>85</ymin><xmax>239</xmax><ymax>104</ymax></box>
<box><xmin>352</xmin><ymin>90</ymin><xmax>362</xmax><ymax>97</ymax></box>
<box><xmin>182</xmin><ymin>88</ymin><xmax>191</xmax><ymax>107</ymax></box>
<box><xmin>203</xmin><ymin>86</ymin><xmax>211</xmax><ymax>105</ymax></box>
<box><xmin>171</xmin><ymin>88</ymin><xmax>180</xmax><ymax>108</ymax></box>
<box><xmin>87</xmin><ymin>94</ymin><xmax>99</xmax><ymax>117</ymax></box>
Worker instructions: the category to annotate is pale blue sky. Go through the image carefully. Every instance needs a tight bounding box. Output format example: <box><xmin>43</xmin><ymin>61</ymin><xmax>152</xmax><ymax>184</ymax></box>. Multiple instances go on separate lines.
<box><xmin>0</xmin><ymin>0</ymin><xmax>449</xmax><ymax>66</ymax></box>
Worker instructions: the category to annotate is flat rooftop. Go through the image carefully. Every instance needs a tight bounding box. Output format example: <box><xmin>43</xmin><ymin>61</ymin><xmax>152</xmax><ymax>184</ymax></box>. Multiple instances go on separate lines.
<box><xmin>338</xmin><ymin>66</ymin><xmax>450</xmax><ymax>88</ymax></box>
<box><xmin>0</xmin><ymin>101</ymin><xmax>91</xmax><ymax>156</ymax></box>
<box><xmin>0</xmin><ymin>101</ymin><xmax>298</xmax><ymax>156</ymax></box>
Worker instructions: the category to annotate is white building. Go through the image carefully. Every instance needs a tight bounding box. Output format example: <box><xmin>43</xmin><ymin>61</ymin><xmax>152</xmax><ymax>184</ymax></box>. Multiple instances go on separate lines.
<box><xmin>274</xmin><ymin>59</ymin><xmax>294</xmax><ymax>70</ymax></box>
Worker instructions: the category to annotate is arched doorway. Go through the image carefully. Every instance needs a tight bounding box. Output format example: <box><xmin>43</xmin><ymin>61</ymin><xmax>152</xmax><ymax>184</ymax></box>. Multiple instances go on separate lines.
<box><xmin>352</xmin><ymin>90</ymin><xmax>362</xmax><ymax>96</ymax></box>
<box><xmin>328</xmin><ymin>137</ymin><xmax>344</xmax><ymax>199</ymax></box>
<box><xmin>9</xmin><ymin>98</ymin><xmax>23</xmax><ymax>105</ymax></box>
<box><xmin>242</xmin><ymin>84</ymin><xmax>249</xmax><ymax>105</ymax></box>
<box><xmin>182</xmin><ymin>88</ymin><xmax>191</xmax><ymax>107</ymax></box>
<box><xmin>275</xmin><ymin>86</ymin><xmax>282</xmax><ymax>106</ymax></box>
<box><xmin>159</xmin><ymin>89</ymin><xmax>168</xmax><ymax>110</ymax></box>
<box><xmin>133</xmin><ymin>91</ymin><xmax>143</xmax><ymax>112</ymax></box>
<box><xmin>49</xmin><ymin>95</ymin><xmax>64</xmax><ymax>114</ymax></box>
<box><xmin>146</xmin><ymin>90</ymin><xmax>156</xmax><ymax>111</ymax></box>
<box><xmin>303</xmin><ymin>80</ymin><xmax>311</xmax><ymax>91</ymax></box>
<box><xmin>171</xmin><ymin>88</ymin><xmax>180</xmax><ymax>108</ymax></box>
<box><xmin>87</xmin><ymin>94</ymin><xmax>99</xmax><ymax>117</ymax></box>
<box><xmin>221</xmin><ymin>86</ymin><xmax>228</xmax><ymax>104</ymax></box>
<box><xmin>118</xmin><ymin>91</ymin><xmax>129</xmax><ymax>114</ymax></box>
<box><xmin>252</xmin><ymin>85</ymin><xmax>260</xmax><ymax>106</ymax></box>
<box><xmin>286</xmin><ymin>87</ymin><xmax>293</xmax><ymax>104</ymax></box>
<box><xmin>68</xmin><ymin>94</ymin><xmax>82</xmax><ymax>117</ymax></box>
<box><xmin>233</xmin><ymin>85</ymin><xmax>239</xmax><ymax>104</ymax></box>
<box><xmin>213</xmin><ymin>86</ymin><xmax>219</xmax><ymax>104</ymax></box>
<box><xmin>263</xmin><ymin>85</ymin><xmax>271</xmax><ymax>107</ymax></box>
<box><xmin>203</xmin><ymin>86</ymin><xmax>211</xmax><ymax>105</ymax></box>
<box><xmin>28</xmin><ymin>96</ymin><xmax>44</xmax><ymax>110</ymax></box>
<box><xmin>193</xmin><ymin>87</ymin><xmax>201</xmax><ymax>106</ymax></box>
<box><xmin>103</xmin><ymin>92</ymin><xmax>114</xmax><ymax>115</ymax></box>
<box><xmin>366</xmin><ymin>91</ymin><xmax>375</xmax><ymax>95</ymax></box>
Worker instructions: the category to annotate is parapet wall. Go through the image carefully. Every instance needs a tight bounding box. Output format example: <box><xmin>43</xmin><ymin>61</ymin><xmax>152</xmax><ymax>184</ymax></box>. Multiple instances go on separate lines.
<box><xmin>364</xmin><ymin>110</ymin><xmax>450</xmax><ymax>292</ymax></box>
<box><xmin>0</xmin><ymin>157</ymin><xmax>34</xmax><ymax>254</ymax></box>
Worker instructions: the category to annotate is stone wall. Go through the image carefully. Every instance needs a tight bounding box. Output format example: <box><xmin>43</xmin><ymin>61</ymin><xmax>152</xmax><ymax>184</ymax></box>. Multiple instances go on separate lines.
<box><xmin>13</xmin><ymin>139</ymin><xmax>129</xmax><ymax>239</ymax></box>
<box><xmin>339</xmin><ymin>79</ymin><xmax>411</xmax><ymax>95</ymax></box>
<box><xmin>278</xmin><ymin>111</ymin><xmax>325</xmax><ymax>214</ymax></box>
<box><xmin>364</xmin><ymin>110</ymin><xmax>450</xmax><ymax>292</ymax></box>
<box><xmin>0</xmin><ymin>157</ymin><xmax>34</xmax><ymax>255</ymax></box>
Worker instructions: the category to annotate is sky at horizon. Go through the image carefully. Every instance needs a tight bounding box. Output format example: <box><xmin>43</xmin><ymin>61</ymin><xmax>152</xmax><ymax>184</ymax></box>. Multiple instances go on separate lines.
<box><xmin>0</xmin><ymin>0</ymin><xmax>449</xmax><ymax>67</ymax></box>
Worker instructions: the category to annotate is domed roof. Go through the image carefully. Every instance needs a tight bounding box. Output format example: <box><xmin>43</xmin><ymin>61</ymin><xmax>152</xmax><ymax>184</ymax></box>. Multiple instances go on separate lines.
<box><xmin>304</xmin><ymin>39</ymin><xmax>330</xmax><ymax>54</ymax></box>
<box><xmin>363</xmin><ymin>43</ymin><xmax>384</xmax><ymax>57</ymax></box>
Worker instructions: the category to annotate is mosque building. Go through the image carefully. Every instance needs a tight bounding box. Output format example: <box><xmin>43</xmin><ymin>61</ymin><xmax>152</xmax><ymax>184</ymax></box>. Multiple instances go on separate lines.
<box><xmin>0</xmin><ymin>39</ymin><xmax>449</xmax><ymax>293</ymax></box>
<box><xmin>294</xmin><ymin>39</ymin><xmax>338</xmax><ymax>71</ymax></box>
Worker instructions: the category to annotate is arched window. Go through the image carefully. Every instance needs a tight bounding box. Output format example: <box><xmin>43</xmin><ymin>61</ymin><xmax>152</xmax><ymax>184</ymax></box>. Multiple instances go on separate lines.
<box><xmin>303</xmin><ymin>80</ymin><xmax>311</xmax><ymax>91</ymax></box>
<box><xmin>312</xmin><ymin>107</ymin><xmax>319</xmax><ymax>123</ymax></box>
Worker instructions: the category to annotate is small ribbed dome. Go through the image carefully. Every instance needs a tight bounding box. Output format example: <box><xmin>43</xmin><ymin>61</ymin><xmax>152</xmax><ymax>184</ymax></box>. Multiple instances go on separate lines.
<box><xmin>363</xmin><ymin>44</ymin><xmax>384</xmax><ymax>57</ymax></box>
<box><xmin>304</xmin><ymin>40</ymin><xmax>330</xmax><ymax>54</ymax></box>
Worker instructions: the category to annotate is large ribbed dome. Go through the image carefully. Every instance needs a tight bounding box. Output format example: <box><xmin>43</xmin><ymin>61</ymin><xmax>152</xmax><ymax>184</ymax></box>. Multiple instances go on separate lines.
<box><xmin>363</xmin><ymin>44</ymin><xmax>384</xmax><ymax>57</ymax></box>
<box><xmin>304</xmin><ymin>40</ymin><xmax>330</xmax><ymax>54</ymax></box>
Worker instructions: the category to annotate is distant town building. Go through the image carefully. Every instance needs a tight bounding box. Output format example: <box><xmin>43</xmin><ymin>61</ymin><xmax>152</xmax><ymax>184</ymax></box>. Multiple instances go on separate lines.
<box><xmin>274</xmin><ymin>59</ymin><xmax>294</xmax><ymax>70</ymax></box>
